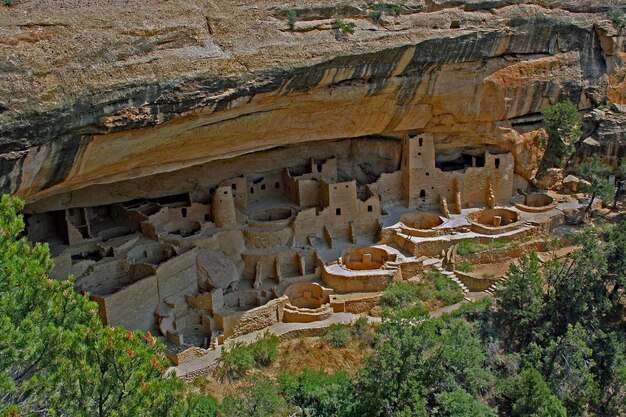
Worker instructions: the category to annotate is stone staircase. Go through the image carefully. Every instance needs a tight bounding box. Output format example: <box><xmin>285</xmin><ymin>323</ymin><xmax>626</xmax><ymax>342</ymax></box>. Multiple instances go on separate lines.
<box><xmin>483</xmin><ymin>276</ymin><xmax>508</xmax><ymax>296</ymax></box>
<box><xmin>431</xmin><ymin>258</ymin><xmax>472</xmax><ymax>302</ymax></box>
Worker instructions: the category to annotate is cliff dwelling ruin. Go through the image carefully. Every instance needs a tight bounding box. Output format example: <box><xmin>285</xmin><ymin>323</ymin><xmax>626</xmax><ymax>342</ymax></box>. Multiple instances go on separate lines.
<box><xmin>22</xmin><ymin>132</ymin><xmax>579</xmax><ymax>362</ymax></box>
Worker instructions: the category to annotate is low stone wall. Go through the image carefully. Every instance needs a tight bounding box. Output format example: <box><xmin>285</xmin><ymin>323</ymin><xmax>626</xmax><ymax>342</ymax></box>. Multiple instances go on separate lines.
<box><xmin>282</xmin><ymin>304</ymin><xmax>333</xmax><ymax>323</ymax></box>
<box><xmin>227</xmin><ymin>296</ymin><xmax>288</xmax><ymax>338</ymax></box>
<box><xmin>330</xmin><ymin>292</ymin><xmax>382</xmax><ymax>314</ymax></box>
<box><xmin>456</xmin><ymin>239</ymin><xmax>547</xmax><ymax>266</ymax></box>
<box><xmin>322</xmin><ymin>264</ymin><xmax>399</xmax><ymax>292</ymax></box>
<box><xmin>453</xmin><ymin>270</ymin><xmax>498</xmax><ymax>292</ymax></box>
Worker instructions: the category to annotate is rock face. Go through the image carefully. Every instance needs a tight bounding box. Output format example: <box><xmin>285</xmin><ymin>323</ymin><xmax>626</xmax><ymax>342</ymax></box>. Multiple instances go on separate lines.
<box><xmin>196</xmin><ymin>249</ymin><xmax>239</xmax><ymax>292</ymax></box>
<box><xmin>0</xmin><ymin>0</ymin><xmax>624</xmax><ymax>210</ymax></box>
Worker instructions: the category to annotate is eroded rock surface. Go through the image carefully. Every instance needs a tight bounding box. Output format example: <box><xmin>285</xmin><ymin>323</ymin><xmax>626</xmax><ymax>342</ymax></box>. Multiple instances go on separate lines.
<box><xmin>0</xmin><ymin>0</ymin><xmax>624</xmax><ymax>210</ymax></box>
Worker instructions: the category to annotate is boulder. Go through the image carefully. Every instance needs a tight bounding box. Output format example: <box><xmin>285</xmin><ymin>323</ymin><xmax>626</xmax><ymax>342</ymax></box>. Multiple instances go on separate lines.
<box><xmin>563</xmin><ymin>174</ymin><xmax>581</xmax><ymax>192</ymax></box>
<box><xmin>196</xmin><ymin>249</ymin><xmax>239</xmax><ymax>292</ymax></box>
<box><xmin>563</xmin><ymin>207</ymin><xmax>585</xmax><ymax>225</ymax></box>
<box><xmin>535</xmin><ymin>168</ymin><xmax>563</xmax><ymax>190</ymax></box>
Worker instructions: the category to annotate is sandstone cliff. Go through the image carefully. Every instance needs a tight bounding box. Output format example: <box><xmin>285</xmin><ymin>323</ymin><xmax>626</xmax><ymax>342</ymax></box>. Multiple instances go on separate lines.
<box><xmin>0</xmin><ymin>0</ymin><xmax>624</xmax><ymax>210</ymax></box>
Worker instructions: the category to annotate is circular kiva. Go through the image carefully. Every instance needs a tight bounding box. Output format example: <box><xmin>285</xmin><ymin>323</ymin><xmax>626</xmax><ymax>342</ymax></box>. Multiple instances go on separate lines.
<box><xmin>340</xmin><ymin>246</ymin><xmax>392</xmax><ymax>271</ymax></box>
<box><xmin>399</xmin><ymin>212</ymin><xmax>444</xmax><ymax>229</ymax></box>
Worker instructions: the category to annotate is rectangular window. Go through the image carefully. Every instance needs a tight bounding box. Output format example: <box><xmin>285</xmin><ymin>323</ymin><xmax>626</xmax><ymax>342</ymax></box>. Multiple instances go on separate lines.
<box><xmin>495</xmin><ymin>158</ymin><xmax>500</xmax><ymax>169</ymax></box>
<box><xmin>261</xmin><ymin>184</ymin><xmax>266</xmax><ymax>190</ymax></box>
<box><xmin>336</xmin><ymin>208</ymin><xmax>341</xmax><ymax>216</ymax></box>
<box><xmin>367</xmin><ymin>205</ymin><xmax>373</xmax><ymax>212</ymax></box>
<box><xmin>231</xmin><ymin>183</ymin><xmax>237</xmax><ymax>190</ymax></box>
<box><xmin>181</xmin><ymin>208</ymin><xmax>187</xmax><ymax>218</ymax></box>
<box><xmin>275</xmin><ymin>182</ymin><xmax>280</xmax><ymax>189</ymax></box>
<box><xmin>420</xmin><ymin>190</ymin><xmax>426</xmax><ymax>198</ymax></box>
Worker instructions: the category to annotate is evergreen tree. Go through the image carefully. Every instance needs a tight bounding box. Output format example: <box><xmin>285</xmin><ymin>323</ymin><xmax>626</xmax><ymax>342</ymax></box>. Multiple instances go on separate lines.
<box><xmin>0</xmin><ymin>195</ymin><xmax>185</xmax><ymax>416</ymax></box>
<box><xmin>510</xmin><ymin>368</ymin><xmax>566</xmax><ymax>417</ymax></box>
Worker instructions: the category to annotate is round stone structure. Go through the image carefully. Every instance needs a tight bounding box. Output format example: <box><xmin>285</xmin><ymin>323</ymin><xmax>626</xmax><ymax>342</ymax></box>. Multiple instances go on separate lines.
<box><xmin>467</xmin><ymin>208</ymin><xmax>521</xmax><ymax>235</ymax></box>
<box><xmin>514</xmin><ymin>193</ymin><xmax>556</xmax><ymax>213</ymax></box>
<box><xmin>282</xmin><ymin>282</ymin><xmax>334</xmax><ymax>323</ymax></box>
<box><xmin>340</xmin><ymin>246</ymin><xmax>395</xmax><ymax>271</ymax></box>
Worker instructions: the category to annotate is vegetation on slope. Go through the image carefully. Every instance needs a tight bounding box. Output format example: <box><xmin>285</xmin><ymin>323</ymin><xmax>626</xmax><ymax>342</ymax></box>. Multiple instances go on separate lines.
<box><xmin>2</xmin><ymin>193</ymin><xmax>625</xmax><ymax>416</ymax></box>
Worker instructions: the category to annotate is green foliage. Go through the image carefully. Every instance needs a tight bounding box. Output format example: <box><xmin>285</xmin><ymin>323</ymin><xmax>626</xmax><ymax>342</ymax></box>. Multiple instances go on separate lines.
<box><xmin>332</xmin><ymin>16</ymin><xmax>356</xmax><ymax>34</ymax></box>
<box><xmin>457</xmin><ymin>261</ymin><xmax>474</xmax><ymax>272</ymax></box>
<box><xmin>322</xmin><ymin>323</ymin><xmax>352</xmax><ymax>348</ymax></box>
<box><xmin>187</xmin><ymin>394</ymin><xmax>219</xmax><ymax>417</ymax></box>
<box><xmin>356</xmin><ymin>311</ymin><xmax>495</xmax><ymax>416</ymax></box>
<box><xmin>285</xmin><ymin>9</ymin><xmax>297</xmax><ymax>30</ymax></box>
<box><xmin>540</xmin><ymin>324</ymin><xmax>599</xmax><ymax>415</ymax></box>
<box><xmin>430</xmin><ymin>271</ymin><xmax>463</xmax><ymax>305</ymax></box>
<box><xmin>496</xmin><ymin>253</ymin><xmax>544</xmax><ymax>346</ymax></box>
<box><xmin>219</xmin><ymin>376</ymin><xmax>288</xmax><ymax>417</ymax></box>
<box><xmin>579</xmin><ymin>156</ymin><xmax>615</xmax><ymax>212</ymax></box>
<box><xmin>369</xmin><ymin>1</ymin><xmax>406</xmax><ymax>22</ymax></box>
<box><xmin>216</xmin><ymin>342</ymin><xmax>255</xmax><ymax>381</ymax></box>
<box><xmin>457</xmin><ymin>240</ymin><xmax>479</xmax><ymax>255</ymax></box>
<box><xmin>491</xmin><ymin>223</ymin><xmax>626</xmax><ymax>416</ymax></box>
<box><xmin>249</xmin><ymin>332</ymin><xmax>280</xmax><ymax>367</ymax></box>
<box><xmin>540</xmin><ymin>100</ymin><xmax>581</xmax><ymax>169</ymax></box>
<box><xmin>279</xmin><ymin>369</ymin><xmax>356</xmax><ymax>416</ymax></box>
<box><xmin>510</xmin><ymin>368</ymin><xmax>567</xmax><ymax>417</ymax></box>
<box><xmin>0</xmin><ymin>195</ymin><xmax>184</xmax><ymax>416</ymax></box>
<box><xmin>435</xmin><ymin>388</ymin><xmax>497</xmax><ymax>417</ymax></box>
<box><xmin>381</xmin><ymin>281</ymin><xmax>420</xmax><ymax>307</ymax></box>
<box><xmin>3</xmin><ymin>0</ymin><xmax>14</xmax><ymax>6</ymax></box>
<box><xmin>608</xmin><ymin>7</ymin><xmax>626</xmax><ymax>29</ymax></box>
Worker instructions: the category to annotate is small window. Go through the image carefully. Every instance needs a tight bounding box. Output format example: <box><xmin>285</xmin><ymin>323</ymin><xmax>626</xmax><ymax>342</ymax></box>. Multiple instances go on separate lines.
<box><xmin>345</xmin><ymin>185</ymin><xmax>349</xmax><ymax>188</ymax></box>
<box><xmin>181</xmin><ymin>208</ymin><xmax>187</xmax><ymax>218</ymax></box>
<box><xmin>204</xmin><ymin>214</ymin><xmax>211</xmax><ymax>221</ymax></box>
<box><xmin>336</xmin><ymin>208</ymin><xmax>342</xmax><ymax>216</ymax></box>
<box><xmin>231</xmin><ymin>183</ymin><xmax>237</xmax><ymax>190</ymax></box>
<box><xmin>419</xmin><ymin>137</ymin><xmax>423</xmax><ymax>147</ymax></box>
<box><xmin>367</xmin><ymin>205</ymin><xmax>373</xmax><ymax>212</ymax></box>
<box><xmin>250</xmin><ymin>187</ymin><xmax>254</xmax><ymax>194</ymax></box>
<box><xmin>425</xmin><ymin>172</ymin><xmax>429</xmax><ymax>176</ymax></box>
<box><xmin>275</xmin><ymin>182</ymin><xmax>280</xmax><ymax>189</ymax></box>
<box><xmin>495</xmin><ymin>158</ymin><xmax>500</xmax><ymax>169</ymax></box>
<box><xmin>261</xmin><ymin>184</ymin><xmax>266</xmax><ymax>190</ymax></box>
<box><xmin>418</xmin><ymin>152</ymin><xmax>422</xmax><ymax>156</ymax></box>
<box><xmin>420</xmin><ymin>189</ymin><xmax>426</xmax><ymax>198</ymax></box>
<box><xmin>223</xmin><ymin>190</ymin><xmax>228</xmax><ymax>195</ymax></box>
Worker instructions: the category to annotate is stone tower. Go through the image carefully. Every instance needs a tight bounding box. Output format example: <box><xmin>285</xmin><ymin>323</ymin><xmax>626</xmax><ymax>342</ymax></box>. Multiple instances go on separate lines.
<box><xmin>212</xmin><ymin>186</ymin><xmax>237</xmax><ymax>228</ymax></box>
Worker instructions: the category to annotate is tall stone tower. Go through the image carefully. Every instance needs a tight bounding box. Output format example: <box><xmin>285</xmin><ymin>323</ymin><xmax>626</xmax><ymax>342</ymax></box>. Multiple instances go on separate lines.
<box><xmin>402</xmin><ymin>132</ymin><xmax>436</xmax><ymax>207</ymax></box>
<box><xmin>212</xmin><ymin>186</ymin><xmax>237</xmax><ymax>228</ymax></box>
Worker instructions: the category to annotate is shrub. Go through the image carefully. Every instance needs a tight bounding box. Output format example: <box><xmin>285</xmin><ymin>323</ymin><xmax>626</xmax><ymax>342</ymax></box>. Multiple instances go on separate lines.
<box><xmin>352</xmin><ymin>316</ymin><xmax>369</xmax><ymax>337</ymax></box>
<box><xmin>438</xmin><ymin>289</ymin><xmax>464</xmax><ymax>305</ymax></box>
<box><xmin>285</xmin><ymin>9</ymin><xmax>297</xmax><ymax>30</ymax></box>
<box><xmin>608</xmin><ymin>8</ymin><xmax>626</xmax><ymax>30</ymax></box>
<box><xmin>3</xmin><ymin>0</ymin><xmax>14</xmax><ymax>6</ymax></box>
<box><xmin>540</xmin><ymin>100</ymin><xmax>581</xmax><ymax>169</ymax></box>
<box><xmin>217</xmin><ymin>341</ymin><xmax>255</xmax><ymax>381</ymax></box>
<box><xmin>370</xmin><ymin>1</ymin><xmax>406</xmax><ymax>18</ymax></box>
<box><xmin>381</xmin><ymin>281</ymin><xmax>420</xmax><ymax>307</ymax></box>
<box><xmin>332</xmin><ymin>16</ymin><xmax>356</xmax><ymax>34</ymax></box>
<box><xmin>430</xmin><ymin>272</ymin><xmax>463</xmax><ymax>305</ymax></box>
<box><xmin>457</xmin><ymin>262</ymin><xmax>474</xmax><ymax>272</ymax></box>
<box><xmin>220</xmin><ymin>376</ymin><xmax>288</xmax><ymax>417</ymax></box>
<box><xmin>187</xmin><ymin>394</ymin><xmax>219</xmax><ymax>417</ymax></box>
<box><xmin>458</xmin><ymin>240</ymin><xmax>480</xmax><ymax>255</ymax></box>
<box><xmin>490</xmin><ymin>239</ymin><xmax>508</xmax><ymax>249</ymax></box>
<box><xmin>322</xmin><ymin>324</ymin><xmax>351</xmax><ymax>348</ymax></box>
<box><xmin>278</xmin><ymin>369</ymin><xmax>356</xmax><ymax>417</ymax></box>
<box><xmin>249</xmin><ymin>332</ymin><xmax>280</xmax><ymax>367</ymax></box>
